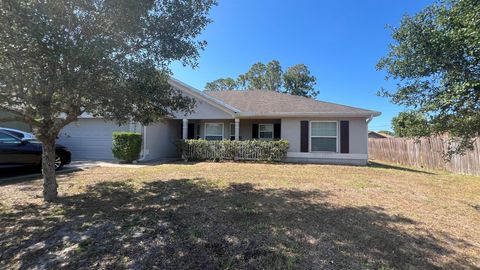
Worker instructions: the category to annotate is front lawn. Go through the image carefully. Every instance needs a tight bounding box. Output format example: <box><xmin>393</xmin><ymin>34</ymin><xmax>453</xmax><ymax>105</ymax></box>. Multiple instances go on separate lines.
<box><xmin>1</xmin><ymin>162</ymin><xmax>479</xmax><ymax>269</ymax></box>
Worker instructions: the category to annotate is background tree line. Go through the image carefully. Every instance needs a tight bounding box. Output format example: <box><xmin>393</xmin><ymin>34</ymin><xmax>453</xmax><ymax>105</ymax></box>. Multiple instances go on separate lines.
<box><xmin>205</xmin><ymin>60</ymin><xmax>319</xmax><ymax>98</ymax></box>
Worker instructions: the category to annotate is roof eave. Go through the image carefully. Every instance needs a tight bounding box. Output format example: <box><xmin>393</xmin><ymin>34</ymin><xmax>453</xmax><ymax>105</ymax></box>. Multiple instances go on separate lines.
<box><xmin>237</xmin><ymin>111</ymin><xmax>381</xmax><ymax>118</ymax></box>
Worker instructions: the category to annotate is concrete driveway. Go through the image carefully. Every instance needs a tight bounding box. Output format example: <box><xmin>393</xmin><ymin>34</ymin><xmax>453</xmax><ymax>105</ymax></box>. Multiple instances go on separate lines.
<box><xmin>0</xmin><ymin>159</ymin><xmax>176</xmax><ymax>183</ymax></box>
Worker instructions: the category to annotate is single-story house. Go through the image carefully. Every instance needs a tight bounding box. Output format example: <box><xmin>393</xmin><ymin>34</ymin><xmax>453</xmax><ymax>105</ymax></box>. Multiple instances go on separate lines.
<box><xmin>57</xmin><ymin>78</ymin><xmax>381</xmax><ymax>165</ymax></box>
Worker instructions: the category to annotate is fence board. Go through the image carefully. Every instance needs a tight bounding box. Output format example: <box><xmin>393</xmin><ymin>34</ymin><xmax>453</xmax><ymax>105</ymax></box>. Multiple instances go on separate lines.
<box><xmin>369</xmin><ymin>136</ymin><xmax>480</xmax><ymax>176</ymax></box>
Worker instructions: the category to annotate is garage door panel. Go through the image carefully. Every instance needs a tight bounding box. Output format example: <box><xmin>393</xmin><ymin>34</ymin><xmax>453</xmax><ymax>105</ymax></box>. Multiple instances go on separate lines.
<box><xmin>58</xmin><ymin>119</ymin><xmax>130</xmax><ymax>160</ymax></box>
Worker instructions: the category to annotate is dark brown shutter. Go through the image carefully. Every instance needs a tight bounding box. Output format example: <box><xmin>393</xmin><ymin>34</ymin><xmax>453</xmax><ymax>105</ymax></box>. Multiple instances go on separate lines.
<box><xmin>252</xmin><ymin>124</ymin><xmax>259</xmax><ymax>139</ymax></box>
<box><xmin>340</xmin><ymin>121</ymin><xmax>349</xmax><ymax>153</ymax></box>
<box><xmin>274</xmin><ymin>123</ymin><xmax>281</xmax><ymax>139</ymax></box>
<box><xmin>187</xmin><ymin>123</ymin><xmax>195</xmax><ymax>139</ymax></box>
<box><xmin>300</xmin><ymin>121</ymin><xmax>309</xmax><ymax>152</ymax></box>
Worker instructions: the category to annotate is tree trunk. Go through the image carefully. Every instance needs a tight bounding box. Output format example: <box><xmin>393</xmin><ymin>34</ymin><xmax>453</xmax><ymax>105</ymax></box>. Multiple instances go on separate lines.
<box><xmin>42</xmin><ymin>137</ymin><xmax>58</xmax><ymax>202</ymax></box>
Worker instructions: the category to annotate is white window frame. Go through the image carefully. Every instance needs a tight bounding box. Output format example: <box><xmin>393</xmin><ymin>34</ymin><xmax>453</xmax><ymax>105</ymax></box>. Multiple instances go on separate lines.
<box><xmin>204</xmin><ymin>122</ymin><xmax>224</xmax><ymax>140</ymax></box>
<box><xmin>309</xmin><ymin>121</ymin><xmax>339</xmax><ymax>153</ymax></box>
<box><xmin>258</xmin><ymin>123</ymin><xmax>274</xmax><ymax>140</ymax></box>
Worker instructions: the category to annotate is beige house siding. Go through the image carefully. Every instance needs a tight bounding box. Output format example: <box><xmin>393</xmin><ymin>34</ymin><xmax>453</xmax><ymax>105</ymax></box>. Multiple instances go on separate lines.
<box><xmin>144</xmin><ymin>119</ymin><xmax>181</xmax><ymax>160</ymax></box>
<box><xmin>171</xmin><ymin>91</ymin><xmax>234</xmax><ymax>120</ymax></box>
<box><xmin>281</xmin><ymin>117</ymin><xmax>368</xmax><ymax>156</ymax></box>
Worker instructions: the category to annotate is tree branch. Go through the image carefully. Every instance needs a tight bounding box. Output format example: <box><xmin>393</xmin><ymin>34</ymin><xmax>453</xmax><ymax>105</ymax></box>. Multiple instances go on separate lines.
<box><xmin>52</xmin><ymin>108</ymin><xmax>84</xmax><ymax>133</ymax></box>
<box><xmin>0</xmin><ymin>107</ymin><xmax>40</xmax><ymax>126</ymax></box>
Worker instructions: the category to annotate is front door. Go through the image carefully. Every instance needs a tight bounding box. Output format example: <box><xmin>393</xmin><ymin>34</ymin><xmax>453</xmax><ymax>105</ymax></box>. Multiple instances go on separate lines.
<box><xmin>187</xmin><ymin>123</ymin><xmax>195</xmax><ymax>139</ymax></box>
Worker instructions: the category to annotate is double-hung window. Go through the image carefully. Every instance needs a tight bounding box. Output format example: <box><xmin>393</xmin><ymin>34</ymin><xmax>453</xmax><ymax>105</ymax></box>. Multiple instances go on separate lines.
<box><xmin>204</xmin><ymin>123</ymin><xmax>224</xmax><ymax>140</ymax></box>
<box><xmin>310</xmin><ymin>121</ymin><xmax>337</xmax><ymax>152</ymax></box>
<box><xmin>259</xmin><ymin>124</ymin><xmax>273</xmax><ymax>140</ymax></box>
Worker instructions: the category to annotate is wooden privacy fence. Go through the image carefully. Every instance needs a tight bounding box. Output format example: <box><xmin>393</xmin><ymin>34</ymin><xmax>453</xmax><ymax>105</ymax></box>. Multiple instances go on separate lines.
<box><xmin>369</xmin><ymin>136</ymin><xmax>480</xmax><ymax>176</ymax></box>
<box><xmin>177</xmin><ymin>139</ymin><xmax>289</xmax><ymax>162</ymax></box>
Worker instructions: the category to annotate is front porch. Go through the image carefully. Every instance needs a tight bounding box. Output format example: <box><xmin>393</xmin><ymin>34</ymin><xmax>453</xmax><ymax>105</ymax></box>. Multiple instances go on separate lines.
<box><xmin>143</xmin><ymin>117</ymin><xmax>368</xmax><ymax>165</ymax></box>
<box><xmin>179</xmin><ymin>118</ymin><xmax>282</xmax><ymax>141</ymax></box>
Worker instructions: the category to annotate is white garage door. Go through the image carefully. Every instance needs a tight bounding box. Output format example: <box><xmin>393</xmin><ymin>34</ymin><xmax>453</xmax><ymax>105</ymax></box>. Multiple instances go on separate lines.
<box><xmin>57</xmin><ymin>119</ymin><xmax>130</xmax><ymax>160</ymax></box>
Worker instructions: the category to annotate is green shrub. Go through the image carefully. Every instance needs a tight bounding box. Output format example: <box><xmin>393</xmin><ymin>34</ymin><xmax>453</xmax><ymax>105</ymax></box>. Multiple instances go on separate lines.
<box><xmin>177</xmin><ymin>139</ymin><xmax>289</xmax><ymax>162</ymax></box>
<box><xmin>112</xmin><ymin>132</ymin><xmax>142</xmax><ymax>163</ymax></box>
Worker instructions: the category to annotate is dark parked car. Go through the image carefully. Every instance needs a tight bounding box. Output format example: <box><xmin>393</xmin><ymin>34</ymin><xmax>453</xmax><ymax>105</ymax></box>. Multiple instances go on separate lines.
<box><xmin>0</xmin><ymin>130</ymin><xmax>71</xmax><ymax>170</ymax></box>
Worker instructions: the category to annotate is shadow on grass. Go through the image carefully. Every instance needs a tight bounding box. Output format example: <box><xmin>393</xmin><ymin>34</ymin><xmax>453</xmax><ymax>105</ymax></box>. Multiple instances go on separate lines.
<box><xmin>0</xmin><ymin>179</ymin><xmax>474</xmax><ymax>269</ymax></box>
<box><xmin>368</xmin><ymin>161</ymin><xmax>436</xmax><ymax>175</ymax></box>
<box><xmin>0</xmin><ymin>167</ymin><xmax>82</xmax><ymax>187</ymax></box>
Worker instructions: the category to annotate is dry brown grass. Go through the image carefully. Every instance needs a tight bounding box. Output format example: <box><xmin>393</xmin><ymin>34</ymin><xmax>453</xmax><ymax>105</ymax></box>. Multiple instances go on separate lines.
<box><xmin>1</xmin><ymin>161</ymin><xmax>479</xmax><ymax>269</ymax></box>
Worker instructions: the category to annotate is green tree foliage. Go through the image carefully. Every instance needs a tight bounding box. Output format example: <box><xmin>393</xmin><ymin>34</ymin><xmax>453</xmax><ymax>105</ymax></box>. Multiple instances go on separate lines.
<box><xmin>377</xmin><ymin>0</ymin><xmax>480</xmax><ymax>155</ymax></box>
<box><xmin>392</xmin><ymin>112</ymin><xmax>431</xmax><ymax>138</ymax></box>
<box><xmin>205</xmin><ymin>78</ymin><xmax>238</xmax><ymax>91</ymax></box>
<box><xmin>0</xmin><ymin>0</ymin><xmax>216</xmax><ymax>201</ymax></box>
<box><xmin>236</xmin><ymin>74</ymin><xmax>249</xmax><ymax>90</ymax></box>
<box><xmin>283</xmin><ymin>64</ymin><xmax>318</xmax><ymax>98</ymax></box>
<box><xmin>205</xmin><ymin>60</ymin><xmax>318</xmax><ymax>98</ymax></box>
<box><xmin>265</xmin><ymin>60</ymin><xmax>283</xmax><ymax>91</ymax></box>
<box><xmin>245</xmin><ymin>62</ymin><xmax>267</xmax><ymax>89</ymax></box>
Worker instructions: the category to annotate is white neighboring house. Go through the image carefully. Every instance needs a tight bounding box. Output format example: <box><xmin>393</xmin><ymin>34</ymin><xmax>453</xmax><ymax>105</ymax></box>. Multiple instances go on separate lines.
<box><xmin>57</xmin><ymin>78</ymin><xmax>381</xmax><ymax>165</ymax></box>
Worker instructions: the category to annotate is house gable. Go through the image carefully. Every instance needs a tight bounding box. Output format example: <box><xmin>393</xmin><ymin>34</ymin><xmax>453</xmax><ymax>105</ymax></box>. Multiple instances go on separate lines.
<box><xmin>169</xmin><ymin>78</ymin><xmax>238</xmax><ymax>120</ymax></box>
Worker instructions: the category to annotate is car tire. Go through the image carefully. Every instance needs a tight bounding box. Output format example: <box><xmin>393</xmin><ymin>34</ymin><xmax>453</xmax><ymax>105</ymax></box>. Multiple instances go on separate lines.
<box><xmin>55</xmin><ymin>155</ymin><xmax>64</xmax><ymax>171</ymax></box>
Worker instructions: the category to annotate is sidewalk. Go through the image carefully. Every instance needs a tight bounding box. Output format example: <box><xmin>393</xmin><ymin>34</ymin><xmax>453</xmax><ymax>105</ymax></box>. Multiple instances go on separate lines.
<box><xmin>69</xmin><ymin>158</ymin><xmax>178</xmax><ymax>169</ymax></box>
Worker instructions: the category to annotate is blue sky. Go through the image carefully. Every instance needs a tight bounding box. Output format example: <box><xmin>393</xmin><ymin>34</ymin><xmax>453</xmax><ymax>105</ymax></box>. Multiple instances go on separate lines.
<box><xmin>170</xmin><ymin>0</ymin><xmax>435</xmax><ymax>131</ymax></box>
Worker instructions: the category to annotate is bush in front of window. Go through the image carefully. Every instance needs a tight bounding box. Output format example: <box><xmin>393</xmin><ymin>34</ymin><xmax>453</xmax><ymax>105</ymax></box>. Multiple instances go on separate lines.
<box><xmin>112</xmin><ymin>132</ymin><xmax>142</xmax><ymax>163</ymax></box>
<box><xmin>177</xmin><ymin>139</ymin><xmax>289</xmax><ymax>162</ymax></box>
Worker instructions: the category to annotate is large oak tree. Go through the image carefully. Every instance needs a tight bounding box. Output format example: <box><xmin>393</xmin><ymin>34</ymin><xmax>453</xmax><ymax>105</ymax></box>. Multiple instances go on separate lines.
<box><xmin>378</xmin><ymin>0</ymin><xmax>479</xmax><ymax>155</ymax></box>
<box><xmin>0</xmin><ymin>0</ymin><xmax>216</xmax><ymax>201</ymax></box>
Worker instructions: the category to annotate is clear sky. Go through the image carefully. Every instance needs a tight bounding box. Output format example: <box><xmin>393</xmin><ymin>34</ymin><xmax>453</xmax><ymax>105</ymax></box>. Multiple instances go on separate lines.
<box><xmin>170</xmin><ymin>0</ymin><xmax>435</xmax><ymax>131</ymax></box>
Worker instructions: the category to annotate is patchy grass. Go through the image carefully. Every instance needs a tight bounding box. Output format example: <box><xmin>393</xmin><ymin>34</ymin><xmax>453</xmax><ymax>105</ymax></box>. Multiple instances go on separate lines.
<box><xmin>1</xmin><ymin>161</ymin><xmax>479</xmax><ymax>269</ymax></box>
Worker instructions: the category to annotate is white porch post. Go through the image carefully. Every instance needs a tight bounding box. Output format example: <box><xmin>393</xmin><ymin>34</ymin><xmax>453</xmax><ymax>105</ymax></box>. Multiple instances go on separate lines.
<box><xmin>235</xmin><ymin>118</ymin><xmax>240</xmax><ymax>141</ymax></box>
<box><xmin>182</xmin><ymin>119</ymin><xmax>188</xmax><ymax>140</ymax></box>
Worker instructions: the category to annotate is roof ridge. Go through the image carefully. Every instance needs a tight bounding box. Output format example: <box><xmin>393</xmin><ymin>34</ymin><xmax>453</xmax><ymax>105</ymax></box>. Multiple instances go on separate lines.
<box><xmin>204</xmin><ymin>89</ymin><xmax>378</xmax><ymax>113</ymax></box>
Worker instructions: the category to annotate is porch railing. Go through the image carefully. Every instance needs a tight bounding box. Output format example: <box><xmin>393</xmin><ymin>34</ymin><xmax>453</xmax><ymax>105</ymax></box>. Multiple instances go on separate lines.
<box><xmin>177</xmin><ymin>139</ymin><xmax>289</xmax><ymax>162</ymax></box>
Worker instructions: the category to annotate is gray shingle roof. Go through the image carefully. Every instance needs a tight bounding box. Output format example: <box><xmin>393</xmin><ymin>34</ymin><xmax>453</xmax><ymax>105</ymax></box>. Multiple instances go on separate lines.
<box><xmin>205</xmin><ymin>90</ymin><xmax>380</xmax><ymax>117</ymax></box>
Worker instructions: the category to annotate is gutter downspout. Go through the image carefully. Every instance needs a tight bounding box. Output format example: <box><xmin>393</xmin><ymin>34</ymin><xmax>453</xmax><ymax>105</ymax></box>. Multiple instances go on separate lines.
<box><xmin>366</xmin><ymin>114</ymin><xmax>374</xmax><ymax>123</ymax></box>
<box><xmin>366</xmin><ymin>114</ymin><xmax>374</xmax><ymax>163</ymax></box>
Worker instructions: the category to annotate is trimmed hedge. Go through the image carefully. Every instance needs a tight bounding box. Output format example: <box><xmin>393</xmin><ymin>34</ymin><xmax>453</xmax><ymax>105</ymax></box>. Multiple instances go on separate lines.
<box><xmin>112</xmin><ymin>132</ymin><xmax>142</xmax><ymax>163</ymax></box>
<box><xmin>177</xmin><ymin>139</ymin><xmax>289</xmax><ymax>162</ymax></box>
